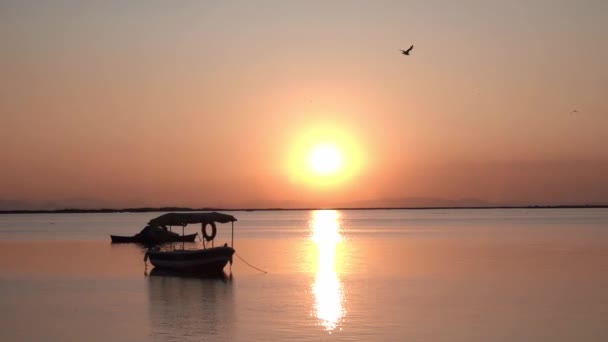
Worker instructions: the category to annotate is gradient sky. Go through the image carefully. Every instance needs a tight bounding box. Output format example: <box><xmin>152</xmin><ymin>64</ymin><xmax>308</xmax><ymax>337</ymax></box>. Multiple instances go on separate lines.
<box><xmin>1</xmin><ymin>0</ymin><xmax>607</xmax><ymax>209</ymax></box>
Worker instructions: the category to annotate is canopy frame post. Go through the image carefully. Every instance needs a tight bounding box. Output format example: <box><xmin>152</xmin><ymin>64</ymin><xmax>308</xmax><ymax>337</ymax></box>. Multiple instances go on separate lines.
<box><xmin>231</xmin><ymin>221</ymin><xmax>234</xmax><ymax>248</ymax></box>
<box><xmin>201</xmin><ymin>223</ymin><xmax>205</xmax><ymax>249</ymax></box>
<box><xmin>169</xmin><ymin>225</ymin><xmax>174</xmax><ymax>251</ymax></box>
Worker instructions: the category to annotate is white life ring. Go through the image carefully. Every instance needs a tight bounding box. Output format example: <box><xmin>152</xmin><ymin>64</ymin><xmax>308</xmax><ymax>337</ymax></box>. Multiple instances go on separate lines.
<box><xmin>202</xmin><ymin>222</ymin><xmax>217</xmax><ymax>242</ymax></box>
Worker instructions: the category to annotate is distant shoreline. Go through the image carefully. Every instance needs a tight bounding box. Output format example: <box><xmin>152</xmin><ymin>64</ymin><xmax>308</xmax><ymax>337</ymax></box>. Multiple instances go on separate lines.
<box><xmin>0</xmin><ymin>205</ymin><xmax>606</xmax><ymax>214</ymax></box>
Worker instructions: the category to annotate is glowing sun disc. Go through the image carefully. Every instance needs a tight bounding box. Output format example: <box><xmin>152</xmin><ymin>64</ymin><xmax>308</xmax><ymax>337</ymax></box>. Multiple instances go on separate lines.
<box><xmin>309</xmin><ymin>144</ymin><xmax>342</xmax><ymax>175</ymax></box>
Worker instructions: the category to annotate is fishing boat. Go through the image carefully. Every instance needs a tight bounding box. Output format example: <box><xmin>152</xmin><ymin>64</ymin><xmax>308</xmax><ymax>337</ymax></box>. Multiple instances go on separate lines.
<box><xmin>144</xmin><ymin>212</ymin><xmax>237</xmax><ymax>275</ymax></box>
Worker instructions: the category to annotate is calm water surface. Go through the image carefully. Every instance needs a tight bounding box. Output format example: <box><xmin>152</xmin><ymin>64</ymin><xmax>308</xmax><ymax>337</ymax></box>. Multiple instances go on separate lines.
<box><xmin>0</xmin><ymin>209</ymin><xmax>607</xmax><ymax>341</ymax></box>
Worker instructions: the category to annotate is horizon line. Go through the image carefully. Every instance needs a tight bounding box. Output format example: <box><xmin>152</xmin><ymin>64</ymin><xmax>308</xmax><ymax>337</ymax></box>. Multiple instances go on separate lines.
<box><xmin>1</xmin><ymin>204</ymin><xmax>607</xmax><ymax>214</ymax></box>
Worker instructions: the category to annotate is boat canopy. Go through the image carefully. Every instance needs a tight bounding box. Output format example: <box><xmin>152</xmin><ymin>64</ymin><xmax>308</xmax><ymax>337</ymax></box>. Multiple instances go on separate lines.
<box><xmin>148</xmin><ymin>212</ymin><xmax>237</xmax><ymax>227</ymax></box>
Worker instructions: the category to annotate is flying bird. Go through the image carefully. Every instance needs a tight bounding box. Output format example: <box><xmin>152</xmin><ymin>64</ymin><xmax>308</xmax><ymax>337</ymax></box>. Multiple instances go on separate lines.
<box><xmin>401</xmin><ymin>45</ymin><xmax>414</xmax><ymax>55</ymax></box>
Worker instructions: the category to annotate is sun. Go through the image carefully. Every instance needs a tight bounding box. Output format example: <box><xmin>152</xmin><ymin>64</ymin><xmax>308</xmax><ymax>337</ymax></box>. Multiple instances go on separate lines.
<box><xmin>286</xmin><ymin>123</ymin><xmax>365</xmax><ymax>188</ymax></box>
<box><xmin>309</xmin><ymin>144</ymin><xmax>343</xmax><ymax>176</ymax></box>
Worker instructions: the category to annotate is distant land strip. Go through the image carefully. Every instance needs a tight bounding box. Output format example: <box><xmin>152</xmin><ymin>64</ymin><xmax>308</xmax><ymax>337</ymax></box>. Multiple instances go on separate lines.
<box><xmin>0</xmin><ymin>205</ymin><xmax>606</xmax><ymax>214</ymax></box>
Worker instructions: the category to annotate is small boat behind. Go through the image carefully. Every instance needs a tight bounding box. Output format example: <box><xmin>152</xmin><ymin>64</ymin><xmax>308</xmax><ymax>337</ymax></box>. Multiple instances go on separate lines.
<box><xmin>110</xmin><ymin>223</ymin><xmax>197</xmax><ymax>245</ymax></box>
<box><xmin>144</xmin><ymin>212</ymin><xmax>237</xmax><ymax>275</ymax></box>
<box><xmin>110</xmin><ymin>233</ymin><xmax>197</xmax><ymax>244</ymax></box>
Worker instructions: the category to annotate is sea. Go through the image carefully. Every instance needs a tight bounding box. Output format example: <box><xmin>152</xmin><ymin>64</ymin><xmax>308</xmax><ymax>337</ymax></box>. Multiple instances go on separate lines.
<box><xmin>0</xmin><ymin>209</ymin><xmax>607</xmax><ymax>341</ymax></box>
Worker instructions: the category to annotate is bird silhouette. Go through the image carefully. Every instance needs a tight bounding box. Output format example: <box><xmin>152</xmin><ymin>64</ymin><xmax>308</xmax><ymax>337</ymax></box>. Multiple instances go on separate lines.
<box><xmin>401</xmin><ymin>45</ymin><xmax>414</xmax><ymax>55</ymax></box>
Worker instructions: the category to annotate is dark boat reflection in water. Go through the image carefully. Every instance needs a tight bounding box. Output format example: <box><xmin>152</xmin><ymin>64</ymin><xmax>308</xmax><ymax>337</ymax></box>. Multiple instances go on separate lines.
<box><xmin>147</xmin><ymin>269</ymin><xmax>235</xmax><ymax>340</ymax></box>
<box><xmin>310</xmin><ymin>210</ymin><xmax>345</xmax><ymax>333</ymax></box>
<box><xmin>148</xmin><ymin>267</ymin><xmax>232</xmax><ymax>280</ymax></box>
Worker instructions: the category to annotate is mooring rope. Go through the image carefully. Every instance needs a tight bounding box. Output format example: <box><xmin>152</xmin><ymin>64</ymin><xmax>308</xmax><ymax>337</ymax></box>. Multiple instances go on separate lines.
<box><xmin>234</xmin><ymin>252</ymin><xmax>268</xmax><ymax>274</ymax></box>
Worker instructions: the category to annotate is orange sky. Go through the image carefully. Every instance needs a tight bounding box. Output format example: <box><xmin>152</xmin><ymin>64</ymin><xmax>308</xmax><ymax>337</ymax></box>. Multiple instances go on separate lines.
<box><xmin>1</xmin><ymin>1</ymin><xmax>607</xmax><ymax>209</ymax></box>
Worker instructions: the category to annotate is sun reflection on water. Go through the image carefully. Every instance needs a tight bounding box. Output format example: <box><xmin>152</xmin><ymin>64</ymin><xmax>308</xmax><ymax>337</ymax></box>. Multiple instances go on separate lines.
<box><xmin>310</xmin><ymin>210</ymin><xmax>345</xmax><ymax>332</ymax></box>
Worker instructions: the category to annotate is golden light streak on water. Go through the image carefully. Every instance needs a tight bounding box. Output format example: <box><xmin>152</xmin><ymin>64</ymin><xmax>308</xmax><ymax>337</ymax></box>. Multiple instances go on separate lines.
<box><xmin>310</xmin><ymin>210</ymin><xmax>345</xmax><ymax>333</ymax></box>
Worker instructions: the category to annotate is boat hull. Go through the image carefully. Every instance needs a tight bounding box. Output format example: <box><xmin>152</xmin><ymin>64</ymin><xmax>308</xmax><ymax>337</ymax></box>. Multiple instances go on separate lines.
<box><xmin>110</xmin><ymin>233</ymin><xmax>198</xmax><ymax>244</ymax></box>
<box><xmin>146</xmin><ymin>246</ymin><xmax>235</xmax><ymax>275</ymax></box>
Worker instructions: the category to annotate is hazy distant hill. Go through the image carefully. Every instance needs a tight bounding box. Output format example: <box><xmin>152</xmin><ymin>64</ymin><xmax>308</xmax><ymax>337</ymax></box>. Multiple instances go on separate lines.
<box><xmin>0</xmin><ymin>198</ymin><xmax>121</xmax><ymax>211</ymax></box>
<box><xmin>0</xmin><ymin>200</ymin><xmax>31</xmax><ymax>211</ymax></box>
<box><xmin>342</xmin><ymin>197</ymin><xmax>496</xmax><ymax>208</ymax></box>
